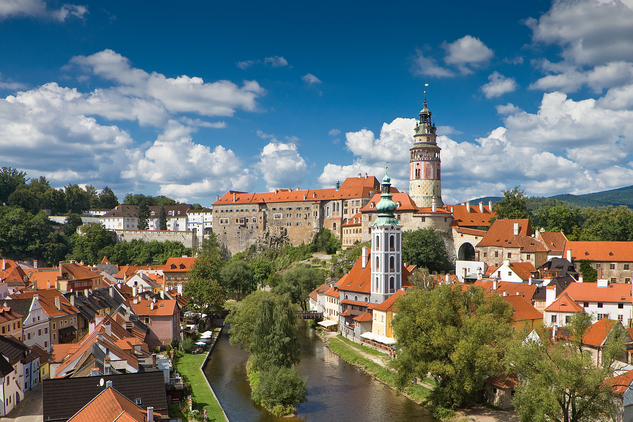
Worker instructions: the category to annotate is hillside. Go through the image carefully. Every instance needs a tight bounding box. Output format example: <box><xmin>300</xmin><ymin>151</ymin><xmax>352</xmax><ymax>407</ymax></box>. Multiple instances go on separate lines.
<box><xmin>469</xmin><ymin>185</ymin><xmax>633</xmax><ymax>209</ymax></box>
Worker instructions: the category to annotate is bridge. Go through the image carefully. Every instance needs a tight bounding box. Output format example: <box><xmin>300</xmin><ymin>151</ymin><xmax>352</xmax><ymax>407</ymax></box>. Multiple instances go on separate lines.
<box><xmin>296</xmin><ymin>311</ymin><xmax>323</xmax><ymax>320</ymax></box>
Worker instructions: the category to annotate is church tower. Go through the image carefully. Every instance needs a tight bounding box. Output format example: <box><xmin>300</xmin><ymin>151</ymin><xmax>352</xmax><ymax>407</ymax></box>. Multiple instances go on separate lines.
<box><xmin>409</xmin><ymin>93</ymin><xmax>443</xmax><ymax>208</ymax></box>
<box><xmin>370</xmin><ymin>168</ymin><xmax>402</xmax><ymax>304</ymax></box>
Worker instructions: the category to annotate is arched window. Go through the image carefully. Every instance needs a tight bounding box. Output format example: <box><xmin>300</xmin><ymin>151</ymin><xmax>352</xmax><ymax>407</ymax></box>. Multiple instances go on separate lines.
<box><xmin>354</xmin><ymin>295</ymin><xmax>358</xmax><ymax>301</ymax></box>
<box><xmin>390</xmin><ymin>256</ymin><xmax>395</xmax><ymax>271</ymax></box>
<box><xmin>375</xmin><ymin>277</ymin><xmax>379</xmax><ymax>291</ymax></box>
<box><xmin>390</xmin><ymin>277</ymin><xmax>395</xmax><ymax>292</ymax></box>
<box><xmin>390</xmin><ymin>235</ymin><xmax>395</xmax><ymax>251</ymax></box>
<box><xmin>345</xmin><ymin>295</ymin><xmax>348</xmax><ymax>300</ymax></box>
<box><xmin>375</xmin><ymin>235</ymin><xmax>379</xmax><ymax>250</ymax></box>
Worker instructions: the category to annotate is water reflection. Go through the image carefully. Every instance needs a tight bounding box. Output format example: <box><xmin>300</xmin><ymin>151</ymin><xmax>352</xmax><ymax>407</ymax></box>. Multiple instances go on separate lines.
<box><xmin>204</xmin><ymin>321</ymin><xmax>436</xmax><ymax>422</ymax></box>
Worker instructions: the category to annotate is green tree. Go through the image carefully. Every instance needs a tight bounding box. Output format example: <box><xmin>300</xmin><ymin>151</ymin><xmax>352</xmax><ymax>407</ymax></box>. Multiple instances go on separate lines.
<box><xmin>71</xmin><ymin>222</ymin><xmax>115</xmax><ymax>264</ymax></box>
<box><xmin>251</xmin><ymin>366</ymin><xmax>307</xmax><ymax>416</ymax></box>
<box><xmin>492</xmin><ymin>186</ymin><xmax>531</xmax><ymax>221</ymax></box>
<box><xmin>249</xmin><ymin>296</ymin><xmax>301</xmax><ymax>371</ymax></box>
<box><xmin>391</xmin><ymin>284</ymin><xmax>513</xmax><ymax>416</ymax></box>
<box><xmin>221</xmin><ymin>260</ymin><xmax>255</xmax><ymax>300</ymax></box>
<box><xmin>197</xmin><ymin>234</ymin><xmax>225</xmax><ymax>281</ymax></box>
<box><xmin>42</xmin><ymin>188</ymin><xmax>67</xmax><ymax>215</ymax></box>
<box><xmin>7</xmin><ymin>185</ymin><xmax>39</xmax><ymax>214</ymax></box>
<box><xmin>137</xmin><ymin>200</ymin><xmax>150</xmax><ymax>230</ymax></box>
<box><xmin>63</xmin><ymin>213</ymin><xmax>83</xmax><ymax>237</ymax></box>
<box><xmin>507</xmin><ymin>313</ymin><xmax>624</xmax><ymax>422</ymax></box>
<box><xmin>0</xmin><ymin>167</ymin><xmax>27</xmax><ymax>204</ymax></box>
<box><xmin>85</xmin><ymin>185</ymin><xmax>99</xmax><ymax>208</ymax></box>
<box><xmin>310</xmin><ymin>229</ymin><xmax>340</xmax><ymax>254</ymax></box>
<box><xmin>159</xmin><ymin>205</ymin><xmax>167</xmax><ymax>230</ymax></box>
<box><xmin>65</xmin><ymin>184</ymin><xmax>90</xmax><ymax>214</ymax></box>
<box><xmin>183</xmin><ymin>263</ymin><xmax>226</xmax><ymax>315</ymax></box>
<box><xmin>250</xmin><ymin>258</ymin><xmax>274</xmax><ymax>287</ymax></box>
<box><xmin>225</xmin><ymin>290</ymin><xmax>277</xmax><ymax>350</ymax></box>
<box><xmin>578</xmin><ymin>259</ymin><xmax>597</xmax><ymax>283</ymax></box>
<box><xmin>98</xmin><ymin>186</ymin><xmax>119</xmax><ymax>209</ymax></box>
<box><xmin>534</xmin><ymin>205</ymin><xmax>581</xmax><ymax>235</ymax></box>
<box><xmin>401</xmin><ymin>228</ymin><xmax>451</xmax><ymax>273</ymax></box>
<box><xmin>273</xmin><ymin>264</ymin><xmax>323</xmax><ymax>311</ymax></box>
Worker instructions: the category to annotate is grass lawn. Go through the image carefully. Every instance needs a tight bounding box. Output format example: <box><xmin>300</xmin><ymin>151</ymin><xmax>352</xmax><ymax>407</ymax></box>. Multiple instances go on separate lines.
<box><xmin>328</xmin><ymin>335</ymin><xmax>431</xmax><ymax>403</ymax></box>
<box><xmin>177</xmin><ymin>353</ymin><xmax>227</xmax><ymax>422</ymax></box>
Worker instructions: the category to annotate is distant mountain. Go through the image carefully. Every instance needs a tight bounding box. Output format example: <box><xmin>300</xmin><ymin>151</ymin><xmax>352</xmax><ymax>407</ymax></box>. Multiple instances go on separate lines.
<box><xmin>467</xmin><ymin>185</ymin><xmax>633</xmax><ymax>210</ymax></box>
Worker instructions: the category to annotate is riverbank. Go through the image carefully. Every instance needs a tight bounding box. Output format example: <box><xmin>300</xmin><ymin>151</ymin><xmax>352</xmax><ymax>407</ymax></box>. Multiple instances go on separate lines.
<box><xmin>176</xmin><ymin>328</ymin><xmax>228</xmax><ymax>422</ymax></box>
<box><xmin>320</xmin><ymin>331</ymin><xmax>519</xmax><ymax>422</ymax></box>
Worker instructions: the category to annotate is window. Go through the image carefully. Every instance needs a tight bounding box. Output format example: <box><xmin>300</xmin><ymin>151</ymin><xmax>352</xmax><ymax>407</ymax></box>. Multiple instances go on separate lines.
<box><xmin>596</xmin><ymin>263</ymin><xmax>601</xmax><ymax>268</ymax></box>
<box><xmin>565</xmin><ymin>315</ymin><xmax>572</xmax><ymax>324</ymax></box>
<box><xmin>52</xmin><ymin>323</ymin><xmax>56</xmax><ymax>329</ymax></box>
<box><xmin>619</xmin><ymin>315</ymin><xmax>624</xmax><ymax>322</ymax></box>
<box><xmin>584</xmin><ymin>302</ymin><xmax>589</xmax><ymax>307</ymax></box>
<box><xmin>483</xmin><ymin>252</ymin><xmax>487</xmax><ymax>258</ymax></box>
<box><xmin>610</xmin><ymin>264</ymin><xmax>616</xmax><ymax>269</ymax></box>
<box><xmin>611</xmin><ymin>277</ymin><xmax>617</xmax><ymax>283</ymax></box>
<box><xmin>495</xmin><ymin>251</ymin><xmax>499</xmax><ymax>258</ymax></box>
<box><xmin>507</xmin><ymin>253</ymin><xmax>512</xmax><ymax>258</ymax></box>
<box><xmin>625</xmin><ymin>264</ymin><xmax>630</xmax><ymax>270</ymax></box>
<box><xmin>598</xmin><ymin>313</ymin><xmax>608</xmax><ymax>320</ymax></box>
<box><xmin>619</xmin><ymin>303</ymin><xmax>624</xmax><ymax>309</ymax></box>
<box><xmin>526</xmin><ymin>254</ymin><xmax>531</xmax><ymax>260</ymax></box>
<box><xmin>597</xmin><ymin>302</ymin><xmax>603</xmax><ymax>308</ymax></box>
<box><xmin>389</xmin><ymin>277</ymin><xmax>395</xmax><ymax>292</ymax></box>
<box><xmin>627</xmin><ymin>278</ymin><xmax>631</xmax><ymax>283</ymax></box>
<box><xmin>551</xmin><ymin>315</ymin><xmax>557</xmax><ymax>323</ymax></box>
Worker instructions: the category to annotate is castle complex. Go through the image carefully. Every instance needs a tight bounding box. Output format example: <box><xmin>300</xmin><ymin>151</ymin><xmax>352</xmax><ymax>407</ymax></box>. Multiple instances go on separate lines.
<box><xmin>213</xmin><ymin>95</ymin><xmax>495</xmax><ymax>258</ymax></box>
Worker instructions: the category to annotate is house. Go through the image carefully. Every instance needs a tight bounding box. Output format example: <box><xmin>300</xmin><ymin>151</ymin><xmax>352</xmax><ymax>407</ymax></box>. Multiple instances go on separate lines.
<box><xmin>582</xmin><ymin>318</ymin><xmax>633</xmax><ymax>366</ymax></box>
<box><xmin>6</xmin><ymin>296</ymin><xmax>50</xmax><ymax>351</ymax></box>
<box><xmin>0</xmin><ymin>335</ymin><xmax>35</xmax><ymax>416</ymax></box>
<box><xmin>476</xmin><ymin>219</ymin><xmax>550</xmax><ymax>269</ymax></box>
<box><xmin>186</xmin><ymin>207</ymin><xmax>214</xmax><ymax>240</ymax></box>
<box><xmin>162</xmin><ymin>257</ymin><xmax>196</xmax><ymax>289</ymax></box>
<box><xmin>501</xmin><ymin>294</ymin><xmax>543</xmax><ymax>331</ymax></box>
<box><xmin>31</xmin><ymin>344</ymin><xmax>49</xmax><ymax>380</ymax></box>
<box><xmin>322</xmin><ymin>283</ymin><xmax>340</xmax><ymax>321</ymax></box>
<box><xmin>484</xmin><ymin>374</ymin><xmax>518</xmax><ymax>410</ymax></box>
<box><xmin>532</xmin><ymin>276</ymin><xmax>575</xmax><ymax>312</ymax></box>
<box><xmin>341</xmin><ymin>212</ymin><xmax>363</xmax><ymax>248</ymax></box>
<box><xmin>100</xmin><ymin>204</ymin><xmax>139</xmax><ymax>230</ymax></box>
<box><xmin>609</xmin><ymin>368</ymin><xmax>633</xmax><ymax>422</ymax></box>
<box><xmin>543</xmin><ymin>291</ymin><xmax>584</xmax><ymax>328</ymax></box>
<box><xmin>125</xmin><ymin>273</ymin><xmax>162</xmax><ymax>294</ymax></box>
<box><xmin>129</xmin><ymin>298</ymin><xmax>180</xmax><ymax>350</ymax></box>
<box><xmin>0</xmin><ymin>259</ymin><xmax>27</xmax><ymax>294</ymax></box>
<box><xmin>370</xmin><ymin>289</ymin><xmax>406</xmax><ymax>345</ymax></box>
<box><xmin>562</xmin><ymin>280</ymin><xmax>633</xmax><ymax>325</ymax></box>
<box><xmin>0</xmin><ymin>305</ymin><xmax>23</xmax><ymax>341</ymax></box>
<box><xmin>566</xmin><ymin>241</ymin><xmax>633</xmax><ymax>284</ymax></box>
<box><xmin>11</xmin><ymin>290</ymin><xmax>80</xmax><ymax>348</ymax></box>
<box><xmin>30</xmin><ymin>262</ymin><xmax>106</xmax><ymax>292</ymax></box>
<box><xmin>65</xmin><ymin>286</ymin><xmax>127</xmax><ymax>340</ymax></box>
<box><xmin>43</xmin><ymin>371</ymin><xmax>168</xmax><ymax>422</ymax></box>
<box><xmin>535</xmin><ymin>230</ymin><xmax>568</xmax><ymax>260</ymax></box>
<box><xmin>147</xmin><ymin>204</ymin><xmax>191</xmax><ymax>231</ymax></box>
<box><xmin>308</xmin><ymin>284</ymin><xmax>329</xmax><ymax>313</ymax></box>
<box><xmin>486</xmin><ymin>261</ymin><xmax>536</xmax><ymax>283</ymax></box>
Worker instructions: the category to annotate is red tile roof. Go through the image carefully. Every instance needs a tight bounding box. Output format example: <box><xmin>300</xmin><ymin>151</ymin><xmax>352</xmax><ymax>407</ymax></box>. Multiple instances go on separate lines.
<box><xmin>609</xmin><ymin>368</ymin><xmax>633</xmax><ymax>395</ymax></box>
<box><xmin>11</xmin><ymin>289</ymin><xmax>79</xmax><ymax>318</ymax></box>
<box><xmin>361</xmin><ymin>192</ymin><xmax>414</xmax><ymax>213</ymax></box>
<box><xmin>566</xmin><ymin>241</ymin><xmax>633</xmax><ymax>262</ymax></box>
<box><xmin>509</xmin><ymin>262</ymin><xmax>537</xmax><ymax>281</ymax></box>
<box><xmin>537</xmin><ymin>231</ymin><xmax>567</xmax><ymax>253</ymax></box>
<box><xmin>454</xmin><ymin>227</ymin><xmax>488</xmax><ymax>237</ymax></box>
<box><xmin>342</xmin><ymin>212</ymin><xmax>363</xmax><ymax>227</ymax></box>
<box><xmin>502</xmin><ymin>295</ymin><xmax>542</xmax><ymax>322</ymax></box>
<box><xmin>353</xmin><ymin>312</ymin><xmax>373</xmax><ymax>322</ymax></box>
<box><xmin>309</xmin><ymin>284</ymin><xmax>330</xmax><ymax>301</ymax></box>
<box><xmin>130</xmin><ymin>299</ymin><xmax>178</xmax><ymax>317</ymax></box>
<box><xmin>477</xmin><ymin>219</ymin><xmax>542</xmax><ymax>250</ymax></box>
<box><xmin>486</xmin><ymin>374</ymin><xmax>519</xmax><ymax>389</ymax></box>
<box><xmin>450</xmin><ymin>203</ymin><xmax>495</xmax><ymax>228</ymax></box>
<box><xmin>336</xmin><ymin>252</ymin><xmax>412</xmax><ymax>294</ymax></box>
<box><xmin>563</xmin><ymin>281</ymin><xmax>632</xmax><ymax>303</ymax></box>
<box><xmin>324</xmin><ymin>285</ymin><xmax>339</xmax><ymax>298</ymax></box>
<box><xmin>67</xmin><ymin>386</ymin><xmax>155</xmax><ymax>422</ymax></box>
<box><xmin>163</xmin><ymin>257</ymin><xmax>196</xmax><ymax>273</ymax></box>
<box><xmin>544</xmin><ymin>292</ymin><xmax>584</xmax><ymax>313</ymax></box>
<box><xmin>372</xmin><ymin>289</ymin><xmax>406</xmax><ymax>312</ymax></box>
<box><xmin>583</xmin><ymin>318</ymin><xmax>617</xmax><ymax>348</ymax></box>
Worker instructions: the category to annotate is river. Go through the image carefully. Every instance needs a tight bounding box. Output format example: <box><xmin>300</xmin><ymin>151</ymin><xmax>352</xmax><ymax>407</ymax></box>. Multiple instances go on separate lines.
<box><xmin>203</xmin><ymin>321</ymin><xmax>436</xmax><ymax>422</ymax></box>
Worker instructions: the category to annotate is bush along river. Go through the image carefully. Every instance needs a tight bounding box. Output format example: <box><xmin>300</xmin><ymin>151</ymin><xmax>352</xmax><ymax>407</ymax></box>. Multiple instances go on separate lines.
<box><xmin>204</xmin><ymin>320</ymin><xmax>436</xmax><ymax>422</ymax></box>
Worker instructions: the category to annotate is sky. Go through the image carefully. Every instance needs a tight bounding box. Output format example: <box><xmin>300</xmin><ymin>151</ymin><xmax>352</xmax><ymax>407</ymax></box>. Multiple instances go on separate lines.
<box><xmin>2</xmin><ymin>0</ymin><xmax>633</xmax><ymax>207</ymax></box>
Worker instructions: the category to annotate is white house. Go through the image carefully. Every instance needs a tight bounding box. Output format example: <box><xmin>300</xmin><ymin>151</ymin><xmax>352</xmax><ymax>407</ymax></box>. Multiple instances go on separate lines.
<box><xmin>187</xmin><ymin>208</ymin><xmax>213</xmax><ymax>240</ymax></box>
<box><xmin>563</xmin><ymin>279</ymin><xmax>633</xmax><ymax>326</ymax></box>
<box><xmin>8</xmin><ymin>296</ymin><xmax>51</xmax><ymax>352</ymax></box>
<box><xmin>100</xmin><ymin>204</ymin><xmax>139</xmax><ymax>230</ymax></box>
<box><xmin>148</xmin><ymin>205</ymin><xmax>191</xmax><ymax>231</ymax></box>
<box><xmin>487</xmin><ymin>260</ymin><xmax>536</xmax><ymax>283</ymax></box>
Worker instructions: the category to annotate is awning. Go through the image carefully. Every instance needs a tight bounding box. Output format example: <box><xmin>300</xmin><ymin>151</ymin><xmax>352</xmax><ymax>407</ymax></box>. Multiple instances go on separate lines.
<box><xmin>318</xmin><ymin>320</ymin><xmax>338</xmax><ymax>328</ymax></box>
<box><xmin>360</xmin><ymin>331</ymin><xmax>395</xmax><ymax>345</ymax></box>
<box><xmin>360</xmin><ymin>332</ymin><xmax>375</xmax><ymax>340</ymax></box>
<box><xmin>59</xmin><ymin>326</ymin><xmax>77</xmax><ymax>335</ymax></box>
<box><xmin>195</xmin><ymin>341</ymin><xmax>206</xmax><ymax>346</ymax></box>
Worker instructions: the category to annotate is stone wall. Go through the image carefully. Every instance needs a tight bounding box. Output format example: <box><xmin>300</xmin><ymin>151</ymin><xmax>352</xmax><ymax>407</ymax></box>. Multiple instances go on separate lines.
<box><xmin>114</xmin><ymin>230</ymin><xmax>198</xmax><ymax>249</ymax></box>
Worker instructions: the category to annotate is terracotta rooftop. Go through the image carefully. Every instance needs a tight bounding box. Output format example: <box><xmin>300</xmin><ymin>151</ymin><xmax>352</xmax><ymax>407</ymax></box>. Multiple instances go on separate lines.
<box><xmin>353</xmin><ymin>312</ymin><xmax>373</xmax><ymax>322</ymax></box>
<box><xmin>372</xmin><ymin>289</ymin><xmax>406</xmax><ymax>312</ymax></box>
<box><xmin>501</xmin><ymin>295</ymin><xmax>543</xmax><ymax>322</ymax></box>
<box><xmin>583</xmin><ymin>318</ymin><xmax>617</xmax><ymax>348</ymax></box>
<box><xmin>450</xmin><ymin>203</ymin><xmax>495</xmax><ymax>228</ymax></box>
<box><xmin>361</xmin><ymin>192</ymin><xmax>415</xmax><ymax>213</ymax></box>
<box><xmin>309</xmin><ymin>284</ymin><xmax>330</xmax><ymax>302</ymax></box>
<box><xmin>163</xmin><ymin>257</ymin><xmax>196</xmax><ymax>273</ymax></box>
<box><xmin>67</xmin><ymin>386</ymin><xmax>153</xmax><ymax>422</ymax></box>
<box><xmin>544</xmin><ymin>292</ymin><xmax>584</xmax><ymax>313</ymax></box>
<box><xmin>129</xmin><ymin>299</ymin><xmax>177</xmax><ymax>317</ymax></box>
<box><xmin>566</xmin><ymin>241</ymin><xmax>633</xmax><ymax>262</ymax></box>
<box><xmin>537</xmin><ymin>231</ymin><xmax>567</xmax><ymax>253</ymax></box>
<box><xmin>609</xmin><ymin>368</ymin><xmax>633</xmax><ymax>395</ymax></box>
<box><xmin>477</xmin><ymin>219</ymin><xmax>547</xmax><ymax>252</ymax></box>
<box><xmin>563</xmin><ymin>281</ymin><xmax>633</xmax><ymax>303</ymax></box>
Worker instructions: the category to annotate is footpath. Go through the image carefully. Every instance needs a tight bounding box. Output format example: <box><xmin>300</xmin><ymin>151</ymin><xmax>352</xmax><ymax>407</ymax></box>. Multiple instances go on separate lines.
<box><xmin>320</xmin><ymin>331</ymin><xmax>518</xmax><ymax>422</ymax></box>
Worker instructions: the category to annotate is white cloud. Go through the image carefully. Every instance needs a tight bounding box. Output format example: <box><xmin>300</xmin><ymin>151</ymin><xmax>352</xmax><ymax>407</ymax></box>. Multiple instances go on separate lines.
<box><xmin>0</xmin><ymin>0</ymin><xmax>87</xmax><ymax>21</ymax></box>
<box><xmin>257</xmin><ymin>130</ymin><xmax>275</xmax><ymax>140</ymax></box>
<box><xmin>318</xmin><ymin>89</ymin><xmax>633</xmax><ymax>202</ymax></box>
<box><xmin>179</xmin><ymin>117</ymin><xmax>226</xmax><ymax>128</ymax></box>
<box><xmin>436</xmin><ymin>126</ymin><xmax>462</xmax><ymax>135</ymax></box>
<box><xmin>443</xmin><ymin>35</ymin><xmax>494</xmax><ymax>73</ymax></box>
<box><xmin>328</xmin><ymin>129</ymin><xmax>340</xmax><ymax>136</ymax></box>
<box><xmin>530</xmin><ymin>60</ymin><xmax>633</xmax><ymax>93</ymax></box>
<box><xmin>236</xmin><ymin>60</ymin><xmax>255</xmax><ymax>69</ymax></box>
<box><xmin>481</xmin><ymin>72</ymin><xmax>518</xmax><ymax>98</ymax></box>
<box><xmin>302</xmin><ymin>73</ymin><xmax>321</xmax><ymax>84</ymax></box>
<box><xmin>256</xmin><ymin>141</ymin><xmax>308</xmax><ymax>190</ymax></box>
<box><xmin>264</xmin><ymin>56</ymin><xmax>288</xmax><ymax>67</ymax></box>
<box><xmin>411</xmin><ymin>49</ymin><xmax>454</xmax><ymax>78</ymax></box>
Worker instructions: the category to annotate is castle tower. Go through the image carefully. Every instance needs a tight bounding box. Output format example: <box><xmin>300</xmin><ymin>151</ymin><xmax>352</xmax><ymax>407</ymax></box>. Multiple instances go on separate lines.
<box><xmin>409</xmin><ymin>93</ymin><xmax>443</xmax><ymax>208</ymax></box>
<box><xmin>370</xmin><ymin>168</ymin><xmax>402</xmax><ymax>304</ymax></box>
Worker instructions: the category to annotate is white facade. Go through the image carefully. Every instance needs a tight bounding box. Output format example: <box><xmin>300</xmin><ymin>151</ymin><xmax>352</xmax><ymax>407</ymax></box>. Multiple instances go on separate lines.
<box><xmin>101</xmin><ymin>215</ymin><xmax>138</xmax><ymax>230</ymax></box>
<box><xmin>455</xmin><ymin>260</ymin><xmax>486</xmax><ymax>283</ymax></box>
<box><xmin>0</xmin><ymin>360</ymin><xmax>23</xmax><ymax>416</ymax></box>
<box><xmin>187</xmin><ymin>209</ymin><xmax>213</xmax><ymax>239</ymax></box>
<box><xmin>489</xmin><ymin>262</ymin><xmax>524</xmax><ymax>283</ymax></box>
<box><xmin>20</xmin><ymin>298</ymin><xmax>51</xmax><ymax>351</ymax></box>
<box><xmin>324</xmin><ymin>293</ymin><xmax>339</xmax><ymax>320</ymax></box>
<box><xmin>370</xmin><ymin>225</ymin><xmax>402</xmax><ymax>304</ymax></box>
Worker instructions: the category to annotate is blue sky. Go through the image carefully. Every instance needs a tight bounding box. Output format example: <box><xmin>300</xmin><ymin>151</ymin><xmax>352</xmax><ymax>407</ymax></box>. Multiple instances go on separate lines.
<box><xmin>2</xmin><ymin>0</ymin><xmax>633</xmax><ymax>207</ymax></box>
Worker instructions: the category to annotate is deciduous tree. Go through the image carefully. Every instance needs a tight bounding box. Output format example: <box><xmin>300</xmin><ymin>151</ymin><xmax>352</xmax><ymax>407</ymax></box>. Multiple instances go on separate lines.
<box><xmin>401</xmin><ymin>228</ymin><xmax>451</xmax><ymax>273</ymax></box>
<box><xmin>225</xmin><ymin>290</ymin><xmax>277</xmax><ymax>350</ymax></box>
<box><xmin>98</xmin><ymin>186</ymin><xmax>119</xmax><ymax>209</ymax></box>
<box><xmin>221</xmin><ymin>260</ymin><xmax>255</xmax><ymax>300</ymax></box>
<box><xmin>273</xmin><ymin>264</ymin><xmax>323</xmax><ymax>311</ymax></box>
<box><xmin>391</xmin><ymin>284</ymin><xmax>513</xmax><ymax>416</ymax></box>
<box><xmin>492</xmin><ymin>186</ymin><xmax>531</xmax><ymax>221</ymax></box>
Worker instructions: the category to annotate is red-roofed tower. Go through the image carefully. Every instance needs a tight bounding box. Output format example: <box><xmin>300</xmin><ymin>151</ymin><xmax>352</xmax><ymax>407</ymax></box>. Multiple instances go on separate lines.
<box><xmin>409</xmin><ymin>92</ymin><xmax>443</xmax><ymax>208</ymax></box>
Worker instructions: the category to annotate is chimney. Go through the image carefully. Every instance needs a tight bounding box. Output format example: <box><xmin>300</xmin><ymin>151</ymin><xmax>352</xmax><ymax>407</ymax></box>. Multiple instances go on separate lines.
<box><xmin>466</xmin><ymin>201</ymin><xmax>470</xmax><ymax>213</ymax></box>
<box><xmin>479</xmin><ymin>202</ymin><xmax>484</xmax><ymax>213</ymax></box>
<box><xmin>89</xmin><ymin>321</ymin><xmax>96</xmax><ymax>334</ymax></box>
<box><xmin>106</xmin><ymin>380</ymin><xmax>113</xmax><ymax>388</ymax></box>
<box><xmin>104</xmin><ymin>323</ymin><xmax>111</xmax><ymax>336</ymax></box>
<box><xmin>431</xmin><ymin>196</ymin><xmax>437</xmax><ymax>213</ymax></box>
<box><xmin>147</xmin><ymin>407</ymin><xmax>154</xmax><ymax>422</ymax></box>
<box><xmin>232</xmin><ymin>192</ymin><xmax>236</xmax><ymax>203</ymax></box>
<box><xmin>566</xmin><ymin>248</ymin><xmax>572</xmax><ymax>262</ymax></box>
<box><xmin>133</xmin><ymin>286</ymin><xmax>138</xmax><ymax>297</ymax></box>
<box><xmin>445</xmin><ymin>273</ymin><xmax>450</xmax><ymax>283</ymax></box>
<box><xmin>150</xmin><ymin>302</ymin><xmax>155</xmax><ymax>311</ymax></box>
<box><xmin>513</xmin><ymin>222</ymin><xmax>519</xmax><ymax>236</ymax></box>
<box><xmin>552</xmin><ymin>325</ymin><xmax>557</xmax><ymax>339</ymax></box>
<box><xmin>216</xmin><ymin>195</ymin><xmax>219</xmax><ymax>201</ymax></box>
<box><xmin>489</xmin><ymin>200</ymin><xmax>492</xmax><ymax>210</ymax></box>
<box><xmin>54</xmin><ymin>297</ymin><xmax>61</xmax><ymax>310</ymax></box>
<box><xmin>104</xmin><ymin>357</ymin><xmax>111</xmax><ymax>375</ymax></box>
<box><xmin>503</xmin><ymin>291</ymin><xmax>508</xmax><ymax>297</ymax></box>
<box><xmin>477</xmin><ymin>268</ymin><xmax>483</xmax><ymax>280</ymax></box>
<box><xmin>544</xmin><ymin>278</ymin><xmax>551</xmax><ymax>285</ymax></box>
<box><xmin>34</xmin><ymin>260</ymin><xmax>38</xmax><ymax>269</ymax></box>
<box><xmin>492</xmin><ymin>279</ymin><xmax>498</xmax><ymax>290</ymax></box>
<box><xmin>546</xmin><ymin>285</ymin><xmax>557</xmax><ymax>308</ymax></box>
<box><xmin>160</xmin><ymin>290</ymin><xmax>165</xmax><ymax>300</ymax></box>
<box><xmin>59</xmin><ymin>262</ymin><xmax>63</xmax><ymax>278</ymax></box>
<box><xmin>450</xmin><ymin>206</ymin><xmax>454</xmax><ymax>213</ymax></box>
<box><xmin>177</xmin><ymin>284</ymin><xmax>183</xmax><ymax>295</ymax></box>
<box><xmin>1</xmin><ymin>259</ymin><xmax>5</xmax><ymax>271</ymax></box>
<box><xmin>579</xmin><ymin>275</ymin><xmax>583</xmax><ymax>283</ymax></box>
<box><xmin>69</xmin><ymin>294</ymin><xmax>75</xmax><ymax>307</ymax></box>
<box><xmin>528</xmin><ymin>276</ymin><xmax>532</xmax><ymax>286</ymax></box>
<box><xmin>365</xmin><ymin>173</ymin><xmax>368</xmax><ymax>178</ymax></box>
<box><xmin>597</xmin><ymin>278</ymin><xmax>609</xmax><ymax>288</ymax></box>
<box><xmin>336</xmin><ymin>181</ymin><xmax>340</xmax><ymax>191</ymax></box>
<box><xmin>109</xmin><ymin>286</ymin><xmax>114</xmax><ymax>297</ymax></box>
<box><xmin>361</xmin><ymin>247</ymin><xmax>368</xmax><ymax>269</ymax></box>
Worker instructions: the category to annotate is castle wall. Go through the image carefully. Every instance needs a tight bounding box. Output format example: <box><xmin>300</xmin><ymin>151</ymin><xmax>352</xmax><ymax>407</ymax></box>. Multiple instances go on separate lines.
<box><xmin>114</xmin><ymin>230</ymin><xmax>198</xmax><ymax>249</ymax></box>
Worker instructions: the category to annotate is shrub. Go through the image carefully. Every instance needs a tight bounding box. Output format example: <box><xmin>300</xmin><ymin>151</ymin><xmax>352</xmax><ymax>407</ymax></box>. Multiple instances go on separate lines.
<box><xmin>251</xmin><ymin>366</ymin><xmax>307</xmax><ymax>415</ymax></box>
<box><xmin>179</xmin><ymin>337</ymin><xmax>194</xmax><ymax>353</ymax></box>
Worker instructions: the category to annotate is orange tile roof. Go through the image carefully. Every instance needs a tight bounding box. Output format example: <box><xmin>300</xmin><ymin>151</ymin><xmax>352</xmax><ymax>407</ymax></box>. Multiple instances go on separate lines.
<box><xmin>309</xmin><ymin>284</ymin><xmax>330</xmax><ymax>301</ymax></box>
<box><xmin>29</xmin><ymin>271</ymin><xmax>59</xmax><ymax>290</ymax></box>
<box><xmin>353</xmin><ymin>312</ymin><xmax>373</xmax><ymax>322</ymax></box>
<box><xmin>450</xmin><ymin>203</ymin><xmax>495</xmax><ymax>228</ymax></box>
<box><xmin>340</xmin><ymin>299</ymin><xmax>370</xmax><ymax>307</ymax></box>
<box><xmin>324</xmin><ymin>285</ymin><xmax>340</xmax><ymax>298</ymax></box>
<box><xmin>67</xmin><ymin>387</ymin><xmax>150</xmax><ymax>422</ymax></box>
<box><xmin>372</xmin><ymin>289</ymin><xmax>406</xmax><ymax>312</ymax></box>
<box><xmin>477</xmin><ymin>219</ymin><xmax>537</xmax><ymax>248</ymax></box>
<box><xmin>12</xmin><ymin>289</ymin><xmax>79</xmax><ymax>318</ymax></box>
<box><xmin>454</xmin><ymin>227</ymin><xmax>488</xmax><ymax>237</ymax></box>
<box><xmin>563</xmin><ymin>282</ymin><xmax>632</xmax><ymax>303</ymax></box>
<box><xmin>544</xmin><ymin>292</ymin><xmax>584</xmax><ymax>313</ymax></box>
<box><xmin>336</xmin><ymin>252</ymin><xmax>412</xmax><ymax>295</ymax></box>
<box><xmin>566</xmin><ymin>241</ymin><xmax>633</xmax><ymax>262</ymax></box>
<box><xmin>361</xmin><ymin>192</ymin><xmax>415</xmax><ymax>213</ymax></box>
<box><xmin>609</xmin><ymin>368</ymin><xmax>633</xmax><ymax>395</ymax></box>
<box><xmin>583</xmin><ymin>318</ymin><xmax>617</xmax><ymax>348</ymax></box>
<box><xmin>340</xmin><ymin>310</ymin><xmax>351</xmax><ymax>317</ymax></box>
<box><xmin>130</xmin><ymin>299</ymin><xmax>177</xmax><ymax>316</ymax></box>
<box><xmin>502</xmin><ymin>295</ymin><xmax>543</xmax><ymax>322</ymax></box>
<box><xmin>509</xmin><ymin>262</ymin><xmax>537</xmax><ymax>281</ymax></box>
<box><xmin>213</xmin><ymin>176</ymin><xmax>382</xmax><ymax>206</ymax></box>
<box><xmin>0</xmin><ymin>259</ymin><xmax>26</xmax><ymax>283</ymax></box>
<box><xmin>486</xmin><ymin>374</ymin><xmax>519</xmax><ymax>389</ymax></box>
<box><xmin>163</xmin><ymin>257</ymin><xmax>196</xmax><ymax>273</ymax></box>
<box><xmin>496</xmin><ymin>282</ymin><xmax>537</xmax><ymax>300</ymax></box>
<box><xmin>537</xmin><ymin>231</ymin><xmax>567</xmax><ymax>253</ymax></box>
<box><xmin>342</xmin><ymin>212</ymin><xmax>363</xmax><ymax>227</ymax></box>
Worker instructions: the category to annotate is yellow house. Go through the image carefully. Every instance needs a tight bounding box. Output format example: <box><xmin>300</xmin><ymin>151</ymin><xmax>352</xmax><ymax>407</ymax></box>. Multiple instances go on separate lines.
<box><xmin>372</xmin><ymin>289</ymin><xmax>406</xmax><ymax>339</ymax></box>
